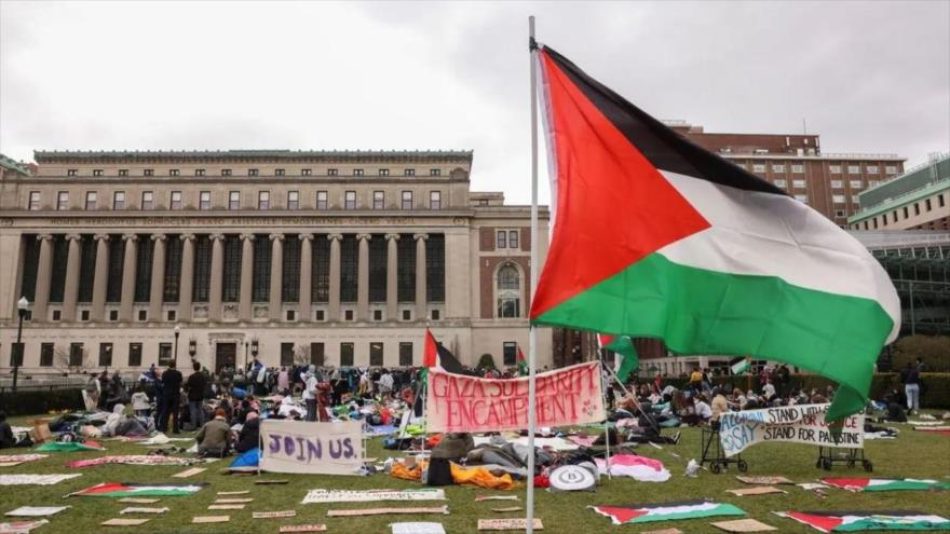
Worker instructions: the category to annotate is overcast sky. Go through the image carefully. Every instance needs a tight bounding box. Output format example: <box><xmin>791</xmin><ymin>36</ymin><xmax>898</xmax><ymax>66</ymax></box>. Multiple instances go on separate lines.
<box><xmin>1</xmin><ymin>1</ymin><xmax>947</xmax><ymax>204</ymax></box>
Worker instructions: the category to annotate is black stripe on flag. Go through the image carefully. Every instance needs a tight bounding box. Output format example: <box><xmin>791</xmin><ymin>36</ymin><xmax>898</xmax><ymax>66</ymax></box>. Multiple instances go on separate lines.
<box><xmin>541</xmin><ymin>46</ymin><xmax>785</xmax><ymax>196</ymax></box>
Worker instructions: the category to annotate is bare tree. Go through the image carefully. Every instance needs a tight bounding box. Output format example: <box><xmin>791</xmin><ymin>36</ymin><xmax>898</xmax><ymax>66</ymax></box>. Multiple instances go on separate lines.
<box><xmin>293</xmin><ymin>343</ymin><xmax>310</xmax><ymax>367</ymax></box>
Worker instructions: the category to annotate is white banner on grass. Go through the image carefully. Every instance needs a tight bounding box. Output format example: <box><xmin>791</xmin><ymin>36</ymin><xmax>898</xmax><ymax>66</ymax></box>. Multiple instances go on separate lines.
<box><xmin>260</xmin><ymin>420</ymin><xmax>363</xmax><ymax>476</ymax></box>
<box><xmin>301</xmin><ymin>489</ymin><xmax>446</xmax><ymax>504</ymax></box>
<box><xmin>719</xmin><ymin>403</ymin><xmax>864</xmax><ymax>457</ymax></box>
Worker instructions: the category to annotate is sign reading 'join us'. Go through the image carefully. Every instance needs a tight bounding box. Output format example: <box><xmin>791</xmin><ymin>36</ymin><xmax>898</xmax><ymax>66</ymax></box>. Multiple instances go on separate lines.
<box><xmin>260</xmin><ymin>420</ymin><xmax>363</xmax><ymax>476</ymax></box>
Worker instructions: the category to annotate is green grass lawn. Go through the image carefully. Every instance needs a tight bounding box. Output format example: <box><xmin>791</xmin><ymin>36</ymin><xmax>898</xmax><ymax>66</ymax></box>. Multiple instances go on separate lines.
<box><xmin>1</xmin><ymin>416</ymin><xmax>948</xmax><ymax>533</ymax></box>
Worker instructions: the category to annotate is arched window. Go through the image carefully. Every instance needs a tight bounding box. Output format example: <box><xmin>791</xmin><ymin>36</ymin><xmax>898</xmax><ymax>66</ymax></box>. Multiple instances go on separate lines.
<box><xmin>496</xmin><ymin>264</ymin><xmax>521</xmax><ymax>318</ymax></box>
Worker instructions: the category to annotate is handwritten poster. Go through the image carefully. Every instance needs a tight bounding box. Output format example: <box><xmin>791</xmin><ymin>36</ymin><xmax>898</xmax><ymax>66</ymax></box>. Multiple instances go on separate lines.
<box><xmin>426</xmin><ymin>362</ymin><xmax>605</xmax><ymax>433</ymax></box>
<box><xmin>718</xmin><ymin>403</ymin><xmax>864</xmax><ymax>457</ymax></box>
<box><xmin>260</xmin><ymin>420</ymin><xmax>363</xmax><ymax>476</ymax></box>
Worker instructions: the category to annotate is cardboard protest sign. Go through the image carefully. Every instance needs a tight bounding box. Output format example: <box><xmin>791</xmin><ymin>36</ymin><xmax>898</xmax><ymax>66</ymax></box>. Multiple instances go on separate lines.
<box><xmin>279</xmin><ymin>525</ymin><xmax>327</xmax><ymax>533</ymax></box>
<box><xmin>260</xmin><ymin>420</ymin><xmax>363</xmax><ymax>476</ymax></box>
<box><xmin>427</xmin><ymin>362</ymin><xmax>605</xmax><ymax>433</ymax></box>
<box><xmin>102</xmin><ymin>518</ymin><xmax>150</xmax><ymax>526</ymax></box>
<box><xmin>478</xmin><ymin>518</ymin><xmax>544</xmax><ymax>531</ymax></box>
<box><xmin>719</xmin><ymin>404</ymin><xmax>864</xmax><ymax>457</ymax></box>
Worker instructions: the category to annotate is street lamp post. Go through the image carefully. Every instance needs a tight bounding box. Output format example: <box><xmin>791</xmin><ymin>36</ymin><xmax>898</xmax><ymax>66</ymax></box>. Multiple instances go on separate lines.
<box><xmin>174</xmin><ymin>325</ymin><xmax>181</xmax><ymax>364</ymax></box>
<box><xmin>14</xmin><ymin>297</ymin><xmax>29</xmax><ymax>393</ymax></box>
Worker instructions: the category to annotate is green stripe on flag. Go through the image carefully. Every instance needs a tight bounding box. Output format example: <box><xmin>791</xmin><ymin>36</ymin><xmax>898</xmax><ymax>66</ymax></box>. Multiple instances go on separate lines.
<box><xmin>533</xmin><ymin>252</ymin><xmax>894</xmax><ymax>421</ymax></box>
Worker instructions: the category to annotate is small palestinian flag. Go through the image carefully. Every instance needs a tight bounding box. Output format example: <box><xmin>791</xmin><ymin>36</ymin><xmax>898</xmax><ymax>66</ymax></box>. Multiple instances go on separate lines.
<box><xmin>422</xmin><ymin>329</ymin><xmax>465</xmax><ymax>374</ymax></box>
<box><xmin>516</xmin><ymin>344</ymin><xmax>528</xmax><ymax>376</ymax></box>
<box><xmin>589</xmin><ymin>500</ymin><xmax>745</xmax><ymax>524</ymax></box>
<box><xmin>777</xmin><ymin>511</ymin><xmax>950</xmax><ymax>532</ymax></box>
<box><xmin>68</xmin><ymin>482</ymin><xmax>207</xmax><ymax>498</ymax></box>
<box><xmin>530</xmin><ymin>45</ymin><xmax>900</xmax><ymax>421</ymax></box>
<box><xmin>822</xmin><ymin>478</ymin><xmax>950</xmax><ymax>492</ymax></box>
<box><xmin>729</xmin><ymin>357</ymin><xmax>750</xmax><ymax>375</ymax></box>
<box><xmin>597</xmin><ymin>334</ymin><xmax>639</xmax><ymax>383</ymax></box>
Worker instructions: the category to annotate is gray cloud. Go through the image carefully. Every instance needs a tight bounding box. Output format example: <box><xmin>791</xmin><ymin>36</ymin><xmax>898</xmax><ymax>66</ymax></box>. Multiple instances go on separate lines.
<box><xmin>2</xmin><ymin>1</ymin><xmax>947</xmax><ymax>204</ymax></box>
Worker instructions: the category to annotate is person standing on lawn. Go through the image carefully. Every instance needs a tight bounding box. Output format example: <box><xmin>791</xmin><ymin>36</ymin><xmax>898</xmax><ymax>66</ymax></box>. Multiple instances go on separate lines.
<box><xmin>159</xmin><ymin>360</ymin><xmax>183</xmax><ymax>434</ymax></box>
<box><xmin>185</xmin><ymin>360</ymin><xmax>207</xmax><ymax>430</ymax></box>
<box><xmin>901</xmin><ymin>362</ymin><xmax>921</xmax><ymax>415</ymax></box>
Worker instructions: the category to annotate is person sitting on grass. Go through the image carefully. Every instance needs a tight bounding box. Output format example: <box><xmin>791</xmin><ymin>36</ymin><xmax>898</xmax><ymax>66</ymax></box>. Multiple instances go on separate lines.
<box><xmin>235</xmin><ymin>410</ymin><xmax>260</xmax><ymax>453</ymax></box>
<box><xmin>196</xmin><ymin>408</ymin><xmax>231</xmax><ymax>457</ymax></box>
<box><xmin>130</xmin><ymin>383</ymin><xmax>151</xmax><ymax>418</ymax></box>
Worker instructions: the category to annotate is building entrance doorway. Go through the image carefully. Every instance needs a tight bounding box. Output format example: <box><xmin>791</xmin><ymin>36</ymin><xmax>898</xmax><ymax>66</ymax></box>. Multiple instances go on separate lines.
<box><xmin>215</xmin><ymin>342</ymin><xmax>237</xmax><ymax>373</ymax></box>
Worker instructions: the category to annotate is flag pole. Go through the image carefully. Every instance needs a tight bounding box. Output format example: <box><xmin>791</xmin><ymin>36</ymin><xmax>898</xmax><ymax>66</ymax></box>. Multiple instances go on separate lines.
<box><xmin>526</xmin><ymin>14</ymin><xmax>540</xmax><ymax>534</ymax></box>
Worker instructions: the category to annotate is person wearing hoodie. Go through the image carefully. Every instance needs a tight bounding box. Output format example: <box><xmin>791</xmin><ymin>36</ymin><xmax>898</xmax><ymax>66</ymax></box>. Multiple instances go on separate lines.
<box><xmin>235</xmin><ymin>410</ymin><xmax>260</xmax><ymax>453</ymax></box>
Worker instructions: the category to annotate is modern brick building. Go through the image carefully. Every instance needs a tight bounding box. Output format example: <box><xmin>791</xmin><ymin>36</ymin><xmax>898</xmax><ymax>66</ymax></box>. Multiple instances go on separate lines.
<box><xmin>0</xmin><ymin>150</ymin><xmax>551</xmax><ymax>377</ymax></box>
<box><xmin>848</xmin><ymin>152</ymin><xmax>949</xmax><ymax>231</ymax></box>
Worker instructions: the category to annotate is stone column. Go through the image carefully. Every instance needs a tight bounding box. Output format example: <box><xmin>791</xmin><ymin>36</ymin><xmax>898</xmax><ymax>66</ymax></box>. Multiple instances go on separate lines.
<box><xmin>385</xmin><ymin>233</ymin><xmax>399</xmax><ymax>320</ymax></box>
<box><xmin>269</xmin><ymin>233</ymin><xmax>284</xmax><ymax>321</ymax></box>
<box><xmin>148</xmin><ymin>234</ymin><xmax>166</xmax><ymax>322</ymax></box>
<box><xmin>357</xmin><ymin>233</ymin><xmax>371</xmax><ymax>320</ymax></box>
<box><xmin>31</xmin><ymin>235</ymin><xmax>55</xmax><ymax>322</ymax></box>
<box><xmin>119</xmin><ymin>234</ymin><xmax>138</xmax><ymax>322</ymax></box>
<box><xmin>91</xmin><ymin>234</ymin><xmax>110</xmax><ymax>321</ymax></box>
<box><xmin>239</xmin><ymin>234</ymin><xmax>255</xmax><ymax>321</ymax></box>
<box><xmin>178</xmin><ymin>234</ymin><xmax>195</xmax><ymax>322</ymax></box>
<box><xmin>298</xmin><ymin>234</ymin><xmax>313</xmax><ymax>322</ymax></box>
<box><xmin>208</xmin><ymin>233</ymin><xmax>225</xmax><ymax>322</ymax></box>
<box><xmin>61</xmin><ymin>234</ymin><xmax>83</xmax><ymax>322</ymax></box>
<box><xmin>414</xmin><ymin>233</ymin><xmax>428</xmax><ymax>321</ymax></box>
<box><xmin>327</xmin><ymin>233</ymin><xmax>342</xmax><ymax>321</ymax></box>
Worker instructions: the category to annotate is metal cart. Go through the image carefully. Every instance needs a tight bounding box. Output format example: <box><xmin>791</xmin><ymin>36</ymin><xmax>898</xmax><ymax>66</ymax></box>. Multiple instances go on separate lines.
<box><xmin>816</xmin><ymin>446</ymin><xmax>873</xmax><ymax>472</ymax></box>
<box><xmin>700</xmin><ymin>425</ymin><xmax>748</xmax><ymax>474</ymax></box>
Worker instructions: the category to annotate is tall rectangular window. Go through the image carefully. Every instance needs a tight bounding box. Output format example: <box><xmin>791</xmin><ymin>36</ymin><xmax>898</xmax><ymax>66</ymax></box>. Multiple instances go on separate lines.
<box><xmin>78</xmin><ymin>236</ymin><xmax>97</xmax><ymax>303</ymax></box>
<box><xmin>369</xmin><ymin>235</ymin><xmax>387</xmax><ymax>302</ymax></box>
<box><xmin>40</xmin><ymin>343</ymin><xmax>55</xmax><ymax>367</ymax></box>
<box><xmin>312</xmin><ymin>236</ymin><xmax>330</xmax><ymax>303</ymax></box>
<box><xmin>503</xmin><ymin>342</ymin><xmax>517</xmax><ymax>366</ymax></box>
<box><xmin>9</xmin><ymin>342</ymin><xmax>23</xmax><ymax>367</ymax></box>
<box><xmin>49</xmin><ymin>236</ymin><xmax>68</xmax><ymax>302</ymax></box>
<box><xmin>340</xmin><ymin>235</ymin><xmax>358</xmax><ymax>302</ymax></box>
<box><xmin>340</xmin><ymin>342</ymin><xmax>354</xmax><ymax>367</ymax></box>
<box><xmin>57</xmin><ymin>191</ymin><xmax>69</xmax><ymax>210</ymax></box>
<box><xmin>429</xmin><ymin>191</ymin><xmax>441</xmax><ymax>209</ymax></box>
<box><xmin>192</xmin><ymin>236</ymin><xmax>212</xmax><ymax>302</ymax></box>
<box><xmin>134</xmin><ymin>236</ymin><xmax>153</xmax><ymax>302</ymax></box>
<box><xmin>287</xmin><ymin>191</ymin><xmax>299</xmax><ymax>210</ymax></box>
<box><xmin>401</xmin><ymin>191</ymin><xmax>413</xmax><ymax>210</ymax></box>
<box><xmin>344</xmin><ymin>191</ymin><xmax>357</xmax><ymax>210</ymax></box>
<box><xmin>69</xmin><ymin>343</ymin><xmax>84</xmax><ymax>367</ymax></box>
<box><xmin>496</xmin><ymin>230</ymin><xmax>507</xmax><ymax>249</ymax></box>
<box><xmin>282</xmin><ymin>236</ymin><xmax>300</xmax><ymax>303</ymax></box>
<box><xmin>426</xmin><ymin>234</ymin><xmax>445</xmax><ymax>302</ymax></box>
<box><xmin>253</xmin><ymin>235</ymin><xmax>271</xmax><ymax>302</ymax></box>
<box><xmin>158</xmin><ymin>343</ymin><xmax>173</xmax><ymax>366</ymax></box>
<box><xmin>229</xmin><ymin>191</ymin><xmax>240</xmax><ymax>210</ymax></box>
<box><xmin>370</xmin><ymin>342</ymin><xmax>384</xmax><ymax>366</ymax></box>
<box><xmin>99</xmin><ymin>343</ymin><xmax>113</xmax><ymax>367</ymax></box>
<box><xmin>508</xmin><ymin>230</ymin><xmax>519</xmax><ymax>249</ymax></box>
<box><xmin>128</xmin><ymin>343</ymin><xmax>142</xmax><ymax>367</ymax></box>
<box><xmin>316</xmin><ymin>191</ymin><xmax>328</xmax><ymax>210</ymax></box>
<box><xmin>397</xmin><ymin>234</ymin><xmax>416</xmax><ymax>301</ymax></box>
<box><xmin>85</xmin><ymin>191</ymin><xmax>97</xmax><ymax>210</ymax></box>
<box><xmin>222</xmin><ymin>235</ymin><xmax>242</xmax><ymax>302</ymax></box>
<box><xmin>28</xmin><ymin>191</ymin><xmax>41</xmax><ymax>210</ymax></box>
<box><xmin>163</xmin><ymin>236</ymin><xmax>182</xmax><ymax>302</ymax></box>
<box><xmin>373</xmin><ymin>191</ymin><xmax>385</xmax><ymax>210</ymax></box>
<box><xmin>301</xmin><ymin>342</ymin><xmax>322</xmax><ymax>366</ymax></box>
<box><xmin>399</xmin><ymin>342</ymin><xmax>413</xmax><ymax>366</ymax></box>
<box><xmin>199</xmin><ymin>191</ymin><xmax>211</xmax><ymax>210</ymax></box>
<box><xmin>258</xmin><ymin>191</ymin><xmax>270</xmax><ymax>210</ymax></box>
<box><xmin>141</xmin><ymin>191</ymin><xmax>154</xmax><ymax>210</ymax></box>
<box><xmin>19</xmin><ymin>236</ymin><xmax>40</xmax><ymax>301</ymax></box>
<box><xmin>170</xmin><ymin>191</ymin><xmax>182</xmax><ymax>210</ymax></box>
<box><xmin>106</xmin><ymin>236</ymin><xmax>125</xmax><ymax>302</ymax></box>
<box><xmin>113</xmin><ymin>191</ymin><xmax>126</xmax><ymax>209</ymax></box>
<box><xmin>280</xmin><ymin>342</ymin><xmax>294</xmax><ymax>367</ymax></box>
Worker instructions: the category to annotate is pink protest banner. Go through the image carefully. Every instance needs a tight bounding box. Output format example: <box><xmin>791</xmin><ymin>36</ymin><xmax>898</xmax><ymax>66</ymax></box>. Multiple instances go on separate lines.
<box><xmin>426</xmin><ymin>361</ymin><xmax>605</xmax><ymax>433</ymax></box>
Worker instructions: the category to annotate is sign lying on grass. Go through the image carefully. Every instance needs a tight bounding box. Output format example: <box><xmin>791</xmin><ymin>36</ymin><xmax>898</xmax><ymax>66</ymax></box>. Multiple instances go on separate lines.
<box><xmin>301</xmin><ymin>489</ymin><xmax>446</xmax><ymax>504</ymax></box>
<box><xmin>426</xmin><ymin>361</ymin><xmax>605</xmax><ymax>433</ymax></box>
<box><xmin>719</xmin><ymin>403</ymin><xmax>864</xmax><ymax>457</ymax></box>
<box><xmin>260</xmin><ymin>420</ymin><xmax>362</xmax><ymax>476</ymax></box>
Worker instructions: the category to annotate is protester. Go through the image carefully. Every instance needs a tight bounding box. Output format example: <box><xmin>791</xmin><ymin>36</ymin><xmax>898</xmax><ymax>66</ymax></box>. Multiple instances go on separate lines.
<box><xmin>235</xmin><ymin>410</ymin><xmax>260</xmax><ymax>453</ymax></box>
<box><xmin>710</xmin><ymin>388</ymin><xmax>730</xmax><ymax>428</ymax></box>
<box><xmin>277</xmin><ymin>367</ymin><xmax>290</xmax><ymax>395</ymax></box>
<box><xmin>185</xmin><ymin>360</ymin><xmax>207</xmax><ymax>430</ymax></box>
<box><xmin>900</xmin><ymin>362</ymin><xmax>922</xmax><ymax>414</ymax></box>
<box><xmin>195</xmin><ymin>408</ymin><xmax>231</xmax><ymax>457</ymax></box>
<box><xmin>303</xmin><ymin>366</ymin><xmax>318</xmax><ymax>422</ymax></box>
<box><xmin>158</xmin><ymin>360</ymin><xmax>183</xmax><ymax>434</ymax></box>
<box><xmin>379</xmin><ymin>369</ymin><xmax>394</xmax><ymax>399</ymax></box>
<box><xmin>0</xmin><ymin>411</ymin><xmax>16</xmax><ymax>449</ymax></box>
<box><xmin>130</xmin><ymin>384</ymin><xmax>151</xmax><ymax>418</ymax></box>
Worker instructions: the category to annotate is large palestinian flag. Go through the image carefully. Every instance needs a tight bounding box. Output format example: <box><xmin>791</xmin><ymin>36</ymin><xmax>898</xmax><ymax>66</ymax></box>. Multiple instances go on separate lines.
<box><xmin>67</xmin><ymin>482</ymin><xmax>206</xmax><ymax>497</ymax></box>
<box><xmin>821</xmin><ymin>478</ymin><xmax>950</xmax><ymax>493</ymax></box>
<box><xmin>589</xmin><ymin>500</ymin><xmax>745</xmax><ymax>524</ymax></box>
<box><xmin>777</xmin><ymin>511</ymin><xmax>950</xmax><ymax>532</ymax></box>
<box><xmin>529</xmin><ymin>45</ymin><xmax>900</xmax><ymax>420</ymax></box>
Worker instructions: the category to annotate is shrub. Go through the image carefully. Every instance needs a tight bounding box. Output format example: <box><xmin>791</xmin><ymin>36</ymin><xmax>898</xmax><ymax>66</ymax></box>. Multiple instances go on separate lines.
<box><xmin>0</xmin><ymin>388</ymin><xmax>84</xmax><ymax>416</ymax></box>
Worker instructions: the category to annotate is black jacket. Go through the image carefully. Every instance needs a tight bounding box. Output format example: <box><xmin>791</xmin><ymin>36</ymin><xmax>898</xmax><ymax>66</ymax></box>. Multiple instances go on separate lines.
<box><xmin>235</xmin><ymin>417</ymin><xmax>260</xmax><ymax>453</ymax></box>
<box><xmin>162</xmin><ymin>368</ymin><xmax>183</xmax><ymax>396</ymax></box>
<box><xmin>186</xmin><ymin>371</ymin><xmax>207</xmax><ymax>402</ymax></box>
